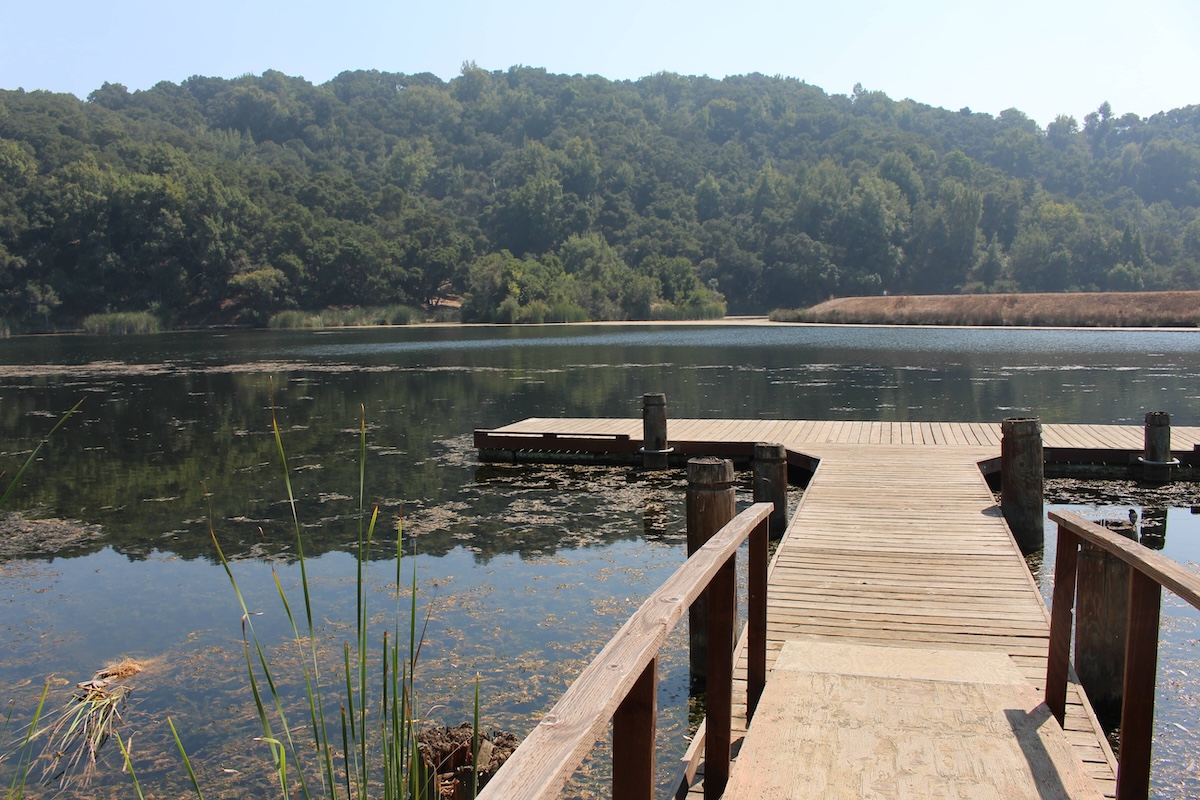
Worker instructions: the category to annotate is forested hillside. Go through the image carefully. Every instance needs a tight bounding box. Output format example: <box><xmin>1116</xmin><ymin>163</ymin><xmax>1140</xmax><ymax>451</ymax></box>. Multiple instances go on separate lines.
<box><xmin>2</xmin><ymin>65</ymin><xmax>1199</xmax><ymax>330</ymax></box>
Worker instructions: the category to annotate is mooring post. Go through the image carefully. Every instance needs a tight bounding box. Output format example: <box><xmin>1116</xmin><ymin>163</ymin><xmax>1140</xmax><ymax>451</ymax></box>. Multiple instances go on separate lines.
<box><xmin>752</xmin><ymin>442</ymin><xmax>788</xmax><ymax>538</ymax></box>
<box><xmin>1074</xmin><ymin>520</ymin><xmax>1136</xmax><ymax>727</ymax></box>
<box><xmin>1001</xmin><ymin>417</ymin><xmax>1044</xmax><ymax>553</ymax></box>
<box><xmin>640</xmin><ymin>392</ymin><xmax>671</xmax><ymax>470</ymax></box>
<box><xmin>686</xmin><ymin>457</ymin><xmax>735</xmax><ymax>692</ymax></box>
<box><xmin>1140</xmin><ymin>411</ymin><xmax>1176</xmax><ymax>485</ymax></box>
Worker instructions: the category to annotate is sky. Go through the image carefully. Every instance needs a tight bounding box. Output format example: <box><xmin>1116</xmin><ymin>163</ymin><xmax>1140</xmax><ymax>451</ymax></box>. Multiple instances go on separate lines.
<box><xmin>2</xmin><ymin>0</ymin><xmax>1198</xmax><ymax>127</ymax></box>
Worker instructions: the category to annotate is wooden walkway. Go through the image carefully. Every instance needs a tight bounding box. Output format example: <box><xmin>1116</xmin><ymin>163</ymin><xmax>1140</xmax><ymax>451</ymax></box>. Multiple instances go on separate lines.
<box><xmin>475</xmin><ymin>419</ymin><xmax>1200</xmax><ymax>798</ymax></box>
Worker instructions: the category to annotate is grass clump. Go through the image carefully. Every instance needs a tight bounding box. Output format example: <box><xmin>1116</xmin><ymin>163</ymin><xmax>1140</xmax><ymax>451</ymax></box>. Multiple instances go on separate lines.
<box><xmin>649</xmin><ymin>299</ymin><xmax>727</xmax><ymax>320</ymax></box>
<box><xmin>493</xmin><ymin>297</ymin><xmax>590</xmax><ymax>324</ymax></box>
<box><xmin>268</xmin><ymin>305</ymin><xmax>417</xmax><ymax>329</ymax></box>
<box><xmin>35</xmin><ymin>661</ymin><xmax>145</xmax><ymax>789</ymax></box>
<box><xmin>80</xmin><ymin>311</ymin><xmax>162</xmax><ymax>334</ymax></box>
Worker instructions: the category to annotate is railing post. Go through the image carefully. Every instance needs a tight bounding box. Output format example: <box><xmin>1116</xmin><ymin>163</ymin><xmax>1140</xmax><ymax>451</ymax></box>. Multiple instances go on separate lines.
<box><xmin>613</xmin><ymin>657</ymin><xmax>657</xmax><ymax>800</ymax></box>
<box><xmin>705</xmin><ymin>545</ymin><xmax>735</xmax><ymax>800</ymax></box>
<box><xmin>1116</xmin><ymin>570</ymin><xmax>1163</xmax><ymax>800</ymax></box>
<box><xmin>752</xmin><ymin>442</ymin><xmax>788</xmax><ymax>538</ymax></box>
<box><xmin>747</xmin><ymin>514</ymin><xmax>768</xmax><ymax>722</ymax></box>
<box><xmin>1075</xmin><ymin>521</ymin><xmax>1136</xmax><ymax>726</ymax></box>
<box><xmin>1001</xmin><ymin>416</ymin><xmax>1044</xmax><ymax>553</ymax></box>
<box><xmin>1045</xmin><ymin>523</ymin><xmax>1079</xmax><ymax>726</ymax></box>
<box><xmin>686</xmin><ymin>457</ymin><xmax>736</xmax><ymax>691</ymax></box>
<box><xmin>641</xmin><ymin>393</ymin><xmax>671</xmax><ymax>469</ymax></box>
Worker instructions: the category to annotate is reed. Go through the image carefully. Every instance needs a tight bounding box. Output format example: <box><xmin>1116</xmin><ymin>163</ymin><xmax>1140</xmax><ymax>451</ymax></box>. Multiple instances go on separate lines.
<box><xmin>1</xmin><ymin>684</ymin><xmax>49</xmax><ymax>800</ymax></box>
<box><xmin>0</xmin><ymin>400</ymin><xmax>83</xmax><ymax>511</ymax></box>
<box><xmin>1</xmin><ymin>402</ymin><xmax>80</xmax><ymax>798</ymax></box>
<box><xmin>2</xmin><ymin>398</ymin><xmax>487</xmax><ymax>798</ymax></box>
<box><xmin>80</xmin><ymin>312</ymin><xmax>162</xmax><ymax>335</ymax></box>
<box><xmin>268</xmin><ymin>305</ymin><xmax>416</xmax><ymax>329</ymax></box>
<box><xmin>196</xmin><ymin>401</ymin><xmax>482</xmax><ymax>800</ymax></box>
<box><xmin>649</xmin><ymin>299</ymin><xmax>727</xmax><ymax>320</ymax></box>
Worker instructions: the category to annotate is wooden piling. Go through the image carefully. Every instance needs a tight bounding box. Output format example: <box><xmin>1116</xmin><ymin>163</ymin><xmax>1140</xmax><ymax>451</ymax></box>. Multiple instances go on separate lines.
<box><xmin>752</xmin><ymin>442</ymin><xmax>788</xmax><ymax>538</ymax></box>
<box><xmin>1001</xmin><ymin>417</ymin><xmax>1044</xmax><ymax>552</ymax></box>
<box><xmin>1075</xmin><ymin>520</ymin><xmax>1136</xmax><ymax>726</ymax></box>
<box><xmin>1140</xmin><ymin>411</ymin><xmax>1175</xmax><ymax>485</ymax></box>
<box><xmin>686</xmin><ymin>457</ymin><xmax>735</xmax><ymax>691</ymax></box>
<box><xmin>640</xmin><ymin>393</ymin><xmax>670</xmax><ymax>470</ymax></box>
<box><xmin>1140</xmin><ymin>506</ymin><xmax>1167</xmax><ymax>549</ymax></box>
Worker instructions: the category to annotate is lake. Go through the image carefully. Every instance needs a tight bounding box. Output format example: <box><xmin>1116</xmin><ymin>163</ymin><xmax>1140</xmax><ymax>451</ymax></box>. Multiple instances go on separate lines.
<box><xmin>2</xmin><ymin>323</ymin><xmax>1199</xmax><ymax>798</ymax></box>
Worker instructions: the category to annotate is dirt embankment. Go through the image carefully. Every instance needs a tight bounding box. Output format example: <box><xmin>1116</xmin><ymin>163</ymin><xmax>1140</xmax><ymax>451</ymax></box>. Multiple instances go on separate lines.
<box><xmin>774</xmin><ymin>291</ymin><xmax>1200</xmax><ymax>328</ymax></box>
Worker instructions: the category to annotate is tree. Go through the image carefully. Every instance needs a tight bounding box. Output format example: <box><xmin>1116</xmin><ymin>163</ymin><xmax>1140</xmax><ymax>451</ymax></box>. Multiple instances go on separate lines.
<box><xmin>694</xmin><ymin>173</ymin><xmax>722</xmax><ymax>222</ymax></box>
<box><xmin>25</xmin><ymin>281</ymin><xmax>60</xmax><ymax>327</ymax></box>
<box><xmin>1046</xmin><ymin>115</ymin><xmax>1078</xmax><ymax>149</ymax></box>
<box><xmin>560</xmin><ymin>232</ymin><xmax>657</xmax><ymax>319</ymax></box>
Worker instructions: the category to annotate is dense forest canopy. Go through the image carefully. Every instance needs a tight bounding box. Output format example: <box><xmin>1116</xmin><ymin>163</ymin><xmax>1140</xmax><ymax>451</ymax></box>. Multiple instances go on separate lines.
<box><xmin>1</xmin><ymin>65</ymin><xmax>1199</xmax><ymax>330</ymax></box>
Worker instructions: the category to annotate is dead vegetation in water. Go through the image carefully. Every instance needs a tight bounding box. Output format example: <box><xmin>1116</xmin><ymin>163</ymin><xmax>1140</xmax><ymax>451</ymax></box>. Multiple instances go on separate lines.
<box><xmin>773</xmin><ymin>290</ymin><xmax>1200</xmax><ymax>327</ymax></box>
<box><xmin>0</xmin><ymin>512</ymin><xmax>104</xmax><ymax>560</ymax></box>
<box><xmin>35</xmin><ymin>658</ymin><xmax>148</xmax><ymax>789</ymax></box>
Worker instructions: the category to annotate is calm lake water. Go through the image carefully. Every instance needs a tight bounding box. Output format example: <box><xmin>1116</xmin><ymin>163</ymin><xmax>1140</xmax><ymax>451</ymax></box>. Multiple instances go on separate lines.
<box><xmin>2</xmin><ymin>323</ymin><xmax>1200</xmax><ymax>798</ymax></box>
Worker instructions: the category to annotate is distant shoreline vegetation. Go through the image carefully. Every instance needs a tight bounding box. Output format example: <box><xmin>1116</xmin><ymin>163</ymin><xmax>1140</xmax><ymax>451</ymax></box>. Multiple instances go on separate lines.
<box><xmin>4</xmin><ymin>67</ymin><xmax>1200</xmax><ymax>336</ymax></box>
<box><xmin>771</xmin><ymin>290</ymin><xmax>1200</xmax><ymax>328</ymax></box>
<box><xmin>4</xmin><ymin>300</ymin><xmax>730</xmax><ymax>336</ymax></box>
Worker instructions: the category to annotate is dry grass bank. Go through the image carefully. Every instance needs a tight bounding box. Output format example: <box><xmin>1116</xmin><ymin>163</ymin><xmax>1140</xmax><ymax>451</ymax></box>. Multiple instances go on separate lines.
<box><xmin>773</xmin><ymin>291</ymin><xmax>1200</xmax><ymax>328</ymax></box>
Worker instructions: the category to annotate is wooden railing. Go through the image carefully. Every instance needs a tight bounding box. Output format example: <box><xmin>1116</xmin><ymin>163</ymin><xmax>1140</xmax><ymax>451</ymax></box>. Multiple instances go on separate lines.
<box><xmin>1046</xmin><ymin>510</ymin><xmax>1200</xmax><ymax>800</ymax></box>
<box><xmin>477</xmin><ymin>502</ymin><xmax>773</xmax><ymax>800</ymax></box>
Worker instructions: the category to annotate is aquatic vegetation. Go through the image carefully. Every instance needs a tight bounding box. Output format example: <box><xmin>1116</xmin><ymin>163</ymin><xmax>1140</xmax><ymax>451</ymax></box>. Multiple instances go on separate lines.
<box><xmin>0</xmin><ymin>400</ymin><xmax>83</xmax><ymax>511</ymax></box>
<box><xmin>80</xmin><ymin>312</ymin><xmax>162</xmax><ymax>335</ymax></box>
<box><xmin>191</xmin><ymin>401</ymin><xmax>491</xmax><ymax>800</ymax></box>
<box><xmin>268</xmin><ymin>305</ymin><xmax>416</xmax><ymax>329</ymax></box>
<box><xmin>36</xmin><ymin>660</ymin><xmax>144</xmax><ymax>789</ymax></box>
<box><xmin>1</xmin><ymin>684</ymin><xmax>48</xmax><ymax>800</ymax></box>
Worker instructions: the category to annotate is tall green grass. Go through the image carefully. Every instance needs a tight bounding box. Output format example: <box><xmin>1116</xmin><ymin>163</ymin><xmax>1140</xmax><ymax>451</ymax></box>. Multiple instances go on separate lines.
<box><xmin>268</xmin><ymin>305</ymin><xmax>416</xmax><ymax>329</ymax></box>
<box><xmin>1</xmin><ymin>402</ymin><xmax>81</xmax><ymax>799</ymax></box>
<box><xmin>2</xmin><ymin>398</ymin><xmax>485</xmax><ymax>798</ymax></box>
<box><xmin>648</xmin><ymin>299</ymin><xmax>727</xmax><ymax>320</ymax></box>
<box><xmin>1</xmin><ymin>684</ymin><xmax>50</xmax><ymax>800</ymax></box>
<box><xmin>80</xmin><ymin>312</ymin><xmax>162</xmax><ymax>334</ymax></box>
<box><xmin>197</xmin><ymin>402</ymin><xmax>484</xmax><ymax>800</ymax></box>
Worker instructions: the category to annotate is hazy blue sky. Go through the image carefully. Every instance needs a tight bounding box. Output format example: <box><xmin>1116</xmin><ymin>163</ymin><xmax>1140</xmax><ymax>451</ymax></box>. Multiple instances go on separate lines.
<box><xmin>2</xmin><ymin>0</ymin><xmax>1197</xmax><ymax>126</ymax></box>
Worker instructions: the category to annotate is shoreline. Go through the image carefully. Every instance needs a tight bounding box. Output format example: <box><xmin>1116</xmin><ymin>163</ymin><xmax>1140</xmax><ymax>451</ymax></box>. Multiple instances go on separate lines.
<box><xmin>8</xmin><ymin>314</ymin><xmax>1200</xmax><ymax>339</ymax></box>
<box><xmin>775</xmin><ymin>290</ymin><xmax>1200</xmax><ymax>330</ymax></box>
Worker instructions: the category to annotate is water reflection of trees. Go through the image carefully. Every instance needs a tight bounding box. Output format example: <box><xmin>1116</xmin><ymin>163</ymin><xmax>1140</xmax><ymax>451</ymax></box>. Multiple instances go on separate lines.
<box><xmin>3</xmin><ymin>329</ymin><xmax>1198</xmax><ymax>564</ymax></box>
<box><xmin>2</xmin><ymin>365</ymin><xmax>704</xmax><ymax>563</ymax></box>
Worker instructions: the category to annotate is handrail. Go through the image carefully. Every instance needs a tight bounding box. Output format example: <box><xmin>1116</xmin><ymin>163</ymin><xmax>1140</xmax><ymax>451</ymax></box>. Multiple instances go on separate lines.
<box><xmin>477</xmin><ymin>502</ymin><xmax>773</xmax><ymax>800</ymax></box>
<box><xmin>1046</xmin><ymin>510</ymin><xmax>1200</xmax><ymax>800</ymax></box>
<box><xmin>1047</xmin><ymin>510</ymin><xmax>1200</xmax><ymax>607</ymax></box>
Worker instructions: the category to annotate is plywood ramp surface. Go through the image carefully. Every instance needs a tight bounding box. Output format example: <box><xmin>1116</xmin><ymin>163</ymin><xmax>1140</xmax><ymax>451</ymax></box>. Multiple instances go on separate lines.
<box><xmin>723</xmin><ymin>641</ymin><xmax>1103</xmax><ymax>799</ymax></box>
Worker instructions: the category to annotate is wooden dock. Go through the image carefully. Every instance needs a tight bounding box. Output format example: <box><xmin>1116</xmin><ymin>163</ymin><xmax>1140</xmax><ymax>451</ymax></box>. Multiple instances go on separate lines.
<box><xmin>474</xmin><ymin>419</ymin><xmax>1200</xmax><ymax>798</ymax></box>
